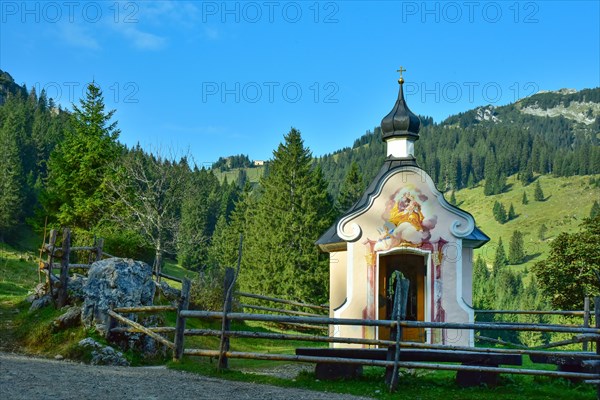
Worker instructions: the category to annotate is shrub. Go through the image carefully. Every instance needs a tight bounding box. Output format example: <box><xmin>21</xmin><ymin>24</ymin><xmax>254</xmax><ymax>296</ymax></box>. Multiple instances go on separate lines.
<box><xmin>189</xmin><ymin>267</ymin><xmax>236</xmax><ymax>311</ymax></box>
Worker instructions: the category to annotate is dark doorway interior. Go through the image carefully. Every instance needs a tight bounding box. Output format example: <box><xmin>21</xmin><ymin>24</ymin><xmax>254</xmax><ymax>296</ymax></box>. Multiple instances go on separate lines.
<box><xmin>378</xmin><ymin>253</ymin><xmax>426</xmax><ymax>343</ymax></box>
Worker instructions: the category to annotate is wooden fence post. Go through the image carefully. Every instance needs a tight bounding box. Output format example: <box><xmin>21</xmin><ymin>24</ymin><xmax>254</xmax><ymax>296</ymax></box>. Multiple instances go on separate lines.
<box><xmin>386</xmin><ymin>275</ymin><xmax>409</xmax><ymax>391</ymax></box>
<box><xmin>45</xmin><ymin>229</ymin><xmax>58</xmax><ymax>290</ymax></box>
<box><xmin>218</xmin><ymin>267</ymin><xmax>235</xmax><ymax>370</ymax></box>
<box><xmin>95</xmin><ymin>238</ymin><xmax>104</xmax><ymax>262</ymax></box>
<box><xmin>56</xmin><ymin>228</ymin><xmax>70</xmax><ymax>308</ymax></box>
<box><xmin>106</xmin><ymin>303</ymin><xmax>117</xmax><ymax>341</ymax></box>
<box><xmin>584</xmin><ymin>296</ymin><xmax>590</xmax><ymax>352</ymax></box>
<box><xmin>594</xmin><ymin>296</ymin><xmax>600</xmax><ymax>400</ymax></box>
<box><xmin>173</xmin><ymin>278</ymin><xmax>191</xmax><ymax>362</ymax></box>
<box><xmin>218</xmin><ymin>234</ymin><xmax>243</xmax><ymax>371</ymax></box>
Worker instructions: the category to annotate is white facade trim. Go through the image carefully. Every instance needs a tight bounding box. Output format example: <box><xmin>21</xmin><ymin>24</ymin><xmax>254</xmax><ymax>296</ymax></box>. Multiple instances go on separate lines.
<box><xmin>387</xmin><ymin>137</ymin><xmax>414</xmax><ymax>158</ymax></box>
<box><xmin>453</xmin><ymin>239</ymin><xmax>475</xmax><ymax>346</ymax></box>
<box><xmin>333</xmin><ymin>242</ymin><xmax>354</xmax><ymax>335</ymax></box>
<box><xmin>337</xmin><ymin>166</ymin><xmax>475</xmax><ymax>242</ymax></box>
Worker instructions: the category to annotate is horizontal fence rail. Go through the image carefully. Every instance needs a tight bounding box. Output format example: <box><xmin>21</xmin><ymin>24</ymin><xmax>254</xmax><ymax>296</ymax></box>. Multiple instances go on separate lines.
<box><xmin>103</xmin><ymin>286</ymin><xmax>600</xmax><ymax>399</ymax></box>
<box><xmin>181</xmin><ymin>349</ymin><xmax>600</xmax><ymax>381</ymax></box>
<box><xmin>236</xmin><ymin>292</ymin><xmax>328</xmax><ymax>311</ymax></box>
<box><xmin>476</xmin><ymin>310</ymin><xmax>589</xmax><ymax>316</ymax></box>
<box><xmin>180</xmin><ymin>310</ymin><xmax>600</xmax><ymax>335</ymax></box>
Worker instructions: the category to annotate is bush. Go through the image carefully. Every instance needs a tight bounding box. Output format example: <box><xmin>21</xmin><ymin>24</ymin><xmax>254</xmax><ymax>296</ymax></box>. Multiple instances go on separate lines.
<box><xmin>189</xmin><ymin>267</ymin><xmax>235</xmax><ymax>311</ymax></box>
<box><xmin>95</xmin><ymin>227</ymin><xmax>154</xmax><ymax>264</ymax></box>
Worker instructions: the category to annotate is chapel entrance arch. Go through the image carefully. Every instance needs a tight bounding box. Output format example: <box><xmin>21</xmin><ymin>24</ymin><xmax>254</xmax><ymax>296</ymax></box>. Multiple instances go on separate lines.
<box><xmin>377</xmin><ymin>251</ymin><xmax>427</xmax><ymax>343</ymax></box>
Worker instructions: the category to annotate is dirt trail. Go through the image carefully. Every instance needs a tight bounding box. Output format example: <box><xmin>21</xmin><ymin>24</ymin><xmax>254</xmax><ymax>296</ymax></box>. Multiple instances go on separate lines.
<box><xmin>0</xmin><ymin>352</ymin><xmax>371</xmax><ymax>400</ymax></box>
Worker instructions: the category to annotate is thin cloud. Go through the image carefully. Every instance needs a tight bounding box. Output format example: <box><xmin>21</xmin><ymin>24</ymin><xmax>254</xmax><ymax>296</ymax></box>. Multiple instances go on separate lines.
<box><xmin>57</xmin><ymin>23</ymin><xmax>100</xmax><ymax>50</ymax></box>
<box><xmin>117</xmin><ymin>25</ymin><xmax>166</xmax><ymax>51</ymax></box>
<box><xmin>204</xmin><ymin>27</ymin><xmax>220</xmax><ymax>41</ymax></box>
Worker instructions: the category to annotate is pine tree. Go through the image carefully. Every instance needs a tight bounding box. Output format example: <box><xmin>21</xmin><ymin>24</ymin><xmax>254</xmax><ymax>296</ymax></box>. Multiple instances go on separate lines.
<box><xmin>177</xmin><ymin>168</ymin><xmax>221</xmax><ymax>269</ymax></box>
<box><xmin>241</xmin><ymin>128</ymin><xmax>334</xmax><ymax>303</ymax></box>
<box><xmin>534</xmin><ymin>180</ymin><xmax>545</xmax><ymax>201</ymax></box>
<box><xmin>591</xmin><ymin>200</ymin><xmax>600</xmax><ymax>219</ymax></box>
<box><xmin>522</xmin><ymin>191</ymin><xmax>529</xmax><ymax>205</ymax></box>
<box><xmin>208</xmin><ymin>182</ymin><xmax>254</xmax><ymax>270</ymax></box>
<box><xmin>519</xmin><ymin>162</ymin><xmax>533</xmax><ymax>186</ymax></box>
<box><xmin>0</xmin><ymin>117</ymin><xmax>23</xmax><ymax>240</ymax></box>
<box><xmin>508</xmin><ymin>203</ymin><xmax>516</xmax><ymax>221</ymax></box>
<box><xmin>493</xmin><ymin>237</ymin><xmax>508</xmax><ymax>274</ymax></box>
<box><xmin>449</xmin><ymin>191</ymin><xmax>457</xmax><ymax>206</ymax></box>
<box><xmin>508</xmin><ymin>230</ymin><xmax>525</xmax><ymax>264</ymax></box>
<box><xmin>483</xmin><ymin>155</ymin><xmax>497</xmax><ymax>196</ymax></box>
<box><xmin>472</xmin><ymin>256</ymin><xmax>492</xmax><ymax>309</ymax></box>
<box><xmin>538</xmin><ymin>223</ymin><xmax>548</xmax><ymax>241</ymax></box>
<box><xmin>236</xmin><ymin>168</ymin><xmax>247</xmax><ymax>188</ymax></box>
<box><xmin>42</xmin><ymin>82</ymin><xmax>121</xmax><ymax>230</ymax></box>
<box><xmin>336</xmin><ymin>161</ymin><xmax>363</xmax><ymax>214</ymax></box>
<box><xmin>493</xmin><ymin>201</ymin><xmax>507</xmax><ymax>224</ymax></box>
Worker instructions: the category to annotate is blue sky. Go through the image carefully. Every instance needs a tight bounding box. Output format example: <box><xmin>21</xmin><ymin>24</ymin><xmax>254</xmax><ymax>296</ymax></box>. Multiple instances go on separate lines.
<box><xmin>1</xmin><ymin>1</ymin><xmax>599</xmax><ymax>165</ymax></box>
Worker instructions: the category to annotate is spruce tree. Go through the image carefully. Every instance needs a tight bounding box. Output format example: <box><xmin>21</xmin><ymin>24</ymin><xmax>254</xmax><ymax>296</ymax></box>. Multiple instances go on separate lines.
<box><xmin>336</xmin><ymin>161</ymin><xmax>364</xmax><ymax>214</ymax></box>
<box><xmin>177</xmin><ymin>168</ymin><xmax>221</xmax><ymax>269</ymax></box>
<box><xmin>534</xmin><ymin>180</ymin><xmax>545</xmax><ymax>201</ymax></box>
<box><xmin>493</xmin><ymin>201</ymin><xmax>507</xmax><ymax>224</ymax></box>
<box><xmin>591</xmin><ymin>200</ymin><xmax>600</xmax><ymax>219</ymax></box>
<box><xmin>508</xmin><ymin>203</ymin><xmax>516</xmax><ymax>221</ymax></box>
<box><xmin>472</xmin><ymin>256</ymin><xmax>492</xmax><ymax>309</ymax></box>
<box><xmin>508</xmin><ymin>230</ymin><xmax>525</xmax><ymax>264</ymax></box>
<box><xmin>538</xmin><ymin>223</ymin><xmax>547</xmax><ymax>241</ymax></box>
<box><xmin>208</xmin><ymin>183</ymin><xmax>254</xmax><ymax>270</ymax></box>
<box><xmin>0</xmin><ymin>116</ymin><xmax>23</xmax><ymax>240</ymax></box>
<box><xmin>522</xmin><ymin>191</ymin><xmax>529</xmax><ymax>205</ymax></box>
<box><xmin>241</xmin><ymin>128</ymin><xmax>334</xmax><ymax>303</ymax></box>
<box><xmin>483</xmin><ymin>155</ymin><xmax>497</xmax><ymax>196</ymax></box>
<box><xmin>449</xmin><ymin>191</ymin><xmax>457</xmax><ymax>206</ymax></box>
<box><xmin>519</xmin><ymin>162</ymin><xmax>533</xmax><ymax>186</ymax></box>
<box><xmin>42</xmin><ymin>82</ymin><xmax>120</xmax><ymax>230</ymax></box>
<box><xmin>493</xmin><ymin>237</ymin><xmax>508</xmax><ymax>274</ymax></box>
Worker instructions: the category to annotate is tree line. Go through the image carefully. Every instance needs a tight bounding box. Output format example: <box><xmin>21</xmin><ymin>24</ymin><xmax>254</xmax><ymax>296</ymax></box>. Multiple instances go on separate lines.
<box><xmin>1</xmin><ymin>78</ymin><xmax>599</xmax><ymax>308</ymax></box>
<box><xmin>317</xmin><ymin>89</ymin><xmax>600</xmax><ymax>200</ymax></box>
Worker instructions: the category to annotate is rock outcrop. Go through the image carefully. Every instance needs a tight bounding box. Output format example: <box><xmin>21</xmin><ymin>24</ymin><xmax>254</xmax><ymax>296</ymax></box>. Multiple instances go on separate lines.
<box><xmin>81</xmin><ymin>258</ymin><xmax>155</xmax><ymax>335</ymax></box>
<box><xmin>78</xmin><ymin>338</ymin><xmax>130</xmax><ymax>366</ymax></box>
<box><xmin>52</xmin><ymin>306</ymin><xmax>81</xmax><ymax>331</ymax></box>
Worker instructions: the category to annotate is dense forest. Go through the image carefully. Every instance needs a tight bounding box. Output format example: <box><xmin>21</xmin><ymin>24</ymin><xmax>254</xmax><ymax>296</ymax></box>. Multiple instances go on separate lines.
<box><xmin>1</xmin><ymin>69</ymin><xmax>600</xmax><ymax>333</ymax></box>
<box><xmin>317</xmin><ymin>97</ymin><xmax>600</xmax><ymax>200</ymax></box>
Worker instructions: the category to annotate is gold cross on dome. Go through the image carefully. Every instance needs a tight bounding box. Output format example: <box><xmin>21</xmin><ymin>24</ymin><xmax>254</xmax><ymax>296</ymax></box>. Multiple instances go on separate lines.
<box><xmin>396</xmin><ymin>66</ymin><xmax>406</xmax><ymax>79</ymax></box>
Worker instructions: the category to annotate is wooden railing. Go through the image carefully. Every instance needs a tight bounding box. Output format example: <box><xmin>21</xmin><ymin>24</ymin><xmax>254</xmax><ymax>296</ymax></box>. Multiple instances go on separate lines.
<box><xmin>40</xmin><ymin>228</ymin><xmax>109</xmax><ymax>308</ymax></box>
<box><xmin>105</xmin><ymin>270</ymin><xmax>600</xmax><ymax>398</ymax></box>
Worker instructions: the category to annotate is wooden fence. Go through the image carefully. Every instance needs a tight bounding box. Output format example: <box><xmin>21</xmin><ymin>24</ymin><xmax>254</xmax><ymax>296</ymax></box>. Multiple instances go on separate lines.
<box><xmin>105</xmin><ymin>267</ymin><xmax>600</xmax><ymax>398</ymax></box>
<box><xmin>39</xmin><ymin>228</ymin><xmax>184</xmax><ymax>308</ymax></box>
<box><xmin>40</xmin><ymin>228</ymin><xmax>112</xmax><ymax>308</ymax></box>
<box><xmin>475</xmin><ymin>300</ymin><xmax>594</xmax><ymax>352</ymax></box>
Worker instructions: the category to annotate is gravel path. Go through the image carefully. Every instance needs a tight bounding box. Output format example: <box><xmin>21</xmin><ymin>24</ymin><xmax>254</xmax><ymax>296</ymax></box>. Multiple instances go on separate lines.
<box><xmin>0</xmin><ymin>352</ymin><xmax>371</xmax><ymax>400</ymax></box>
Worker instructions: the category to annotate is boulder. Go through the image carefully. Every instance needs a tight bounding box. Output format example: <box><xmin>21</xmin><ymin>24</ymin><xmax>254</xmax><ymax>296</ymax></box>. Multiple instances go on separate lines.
<box><xmin>157</xmin><ymin>281</ymin><xmax>181</xmax><ymax>302</ymax></box>
<box><xmin>81</xmin><ymin>258</ymin><xmax>155</xmax><ymax>335</ymax></box>
<box><xmin>52</xmin><ymin>306</ymin><xmax>82</xmax><ymax>331</ymax></box>
<box><xmin>29</xmin><ymin>294</ymin><xmax>52</xmax><ymax>312</ymax></box>
<box><xmin>67</xmin><ymin>274</ymin><xmax>87</xmax><ymax>302</ymax></box>
<box><xmin>26</xmin><ymin>282</ymin><xmax>49</xmax><ymax>303</ymax></box>
<box><xmin>78</xmin><ymin>338</ymin><xmax>130</xmax><ymax>366</ymax></box>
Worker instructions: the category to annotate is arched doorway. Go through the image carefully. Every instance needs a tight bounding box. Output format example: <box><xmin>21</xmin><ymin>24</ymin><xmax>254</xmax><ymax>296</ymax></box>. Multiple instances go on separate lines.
<box><xmin>378</xmin><ymin>251</ymin><xmax>427</xmax><ymax>343</ymax></box>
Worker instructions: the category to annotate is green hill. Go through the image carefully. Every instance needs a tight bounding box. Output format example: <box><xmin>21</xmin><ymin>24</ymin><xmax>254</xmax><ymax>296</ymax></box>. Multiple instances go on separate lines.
<box><xmin>459</xmin><ymin>174</ymin><xmax>600</xmax><ymax>275</ymax></box>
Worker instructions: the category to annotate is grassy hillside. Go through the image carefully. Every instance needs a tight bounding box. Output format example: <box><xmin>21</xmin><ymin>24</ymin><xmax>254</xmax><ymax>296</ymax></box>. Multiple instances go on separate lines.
<box><xmin>457</xmin><ymin>174</ymin><xmax>600</xmax><ymax>275</ymax></box>
<box><xmin>212</xmin><ymin>166</ymin><xmax>265</xmax><ymax>185</ymax></box>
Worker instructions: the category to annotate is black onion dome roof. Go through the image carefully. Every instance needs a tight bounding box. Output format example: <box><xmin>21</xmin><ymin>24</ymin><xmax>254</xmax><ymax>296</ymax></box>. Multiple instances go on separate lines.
<box><xmin>381</xmin><ymin>80</ymin><xmax>421</xmax><ymax>140</ymax></box>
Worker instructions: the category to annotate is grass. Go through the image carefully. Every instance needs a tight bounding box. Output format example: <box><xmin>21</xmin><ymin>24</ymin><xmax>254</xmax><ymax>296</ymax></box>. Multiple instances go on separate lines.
<box><xmin>0</xmin><ymin>240</ymin><xmax>596</xmax><ymax>399</ymax></box>
<box><xmin>458</xmin><ymin>174</ymin><xmax>600</xmax><ymax>277</ymax></box>
<box><xmin>169</xmin><ymin>355</ymin><xmax>595</xmax><ymax>399</ymax></box>
<box><xmin>212</xmin><ymin>166</ymin><xmax>265</xmax><ymax>185</ymax></box>
<box><xmin>1</xmin><ymin>174</ymin><xmax>599</xmax><ymax>397</ymax></box>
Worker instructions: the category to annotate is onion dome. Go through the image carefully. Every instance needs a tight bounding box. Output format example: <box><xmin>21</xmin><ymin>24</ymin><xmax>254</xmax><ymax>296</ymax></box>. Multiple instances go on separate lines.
<box><xmin>381</xmin><ymin>68</ymin><xmax>421</xmax><ymax>141</ymax></box>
